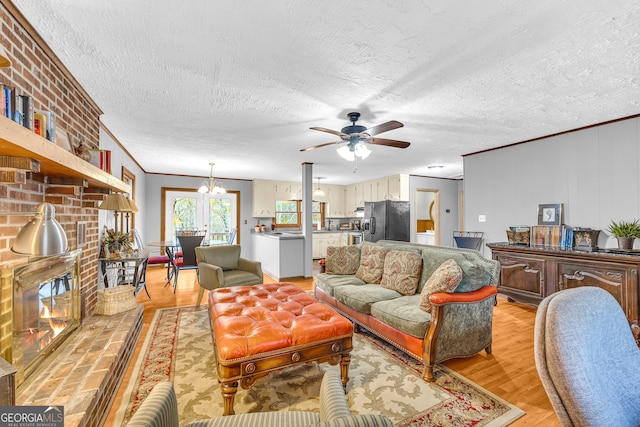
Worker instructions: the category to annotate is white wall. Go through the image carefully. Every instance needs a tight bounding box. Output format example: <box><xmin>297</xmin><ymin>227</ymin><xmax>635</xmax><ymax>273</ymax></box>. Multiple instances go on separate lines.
<box><xmin>99</xmin><ymin>127</ymin><xmax>146</xmax><ymax>237</ymax></box>
<box><xmin>464</xmin><ymin>116</ymin><xmax>640</xmax><ymax>251</ymax></box>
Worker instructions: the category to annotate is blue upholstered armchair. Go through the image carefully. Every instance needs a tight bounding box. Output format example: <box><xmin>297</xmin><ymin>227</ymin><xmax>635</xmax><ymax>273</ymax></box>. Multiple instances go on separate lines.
<box><xmin>534</xmin><ymin>286</ymin><xmax>640</xmax><ymax>426</ymax></box>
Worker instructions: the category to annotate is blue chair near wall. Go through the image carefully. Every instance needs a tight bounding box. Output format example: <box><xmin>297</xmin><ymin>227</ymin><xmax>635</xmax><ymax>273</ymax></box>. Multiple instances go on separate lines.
<box><xmin>534</xmin><ymin>286</ymin><xmax>640</xmax><ymax>426</ymax></box>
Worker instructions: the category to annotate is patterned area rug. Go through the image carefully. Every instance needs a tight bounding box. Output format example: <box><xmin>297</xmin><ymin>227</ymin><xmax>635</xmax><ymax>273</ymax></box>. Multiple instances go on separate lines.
<box><xmin>115</xmin><ymin>306</ymin><xmax>525</xmax><ymax>426</ymax></box>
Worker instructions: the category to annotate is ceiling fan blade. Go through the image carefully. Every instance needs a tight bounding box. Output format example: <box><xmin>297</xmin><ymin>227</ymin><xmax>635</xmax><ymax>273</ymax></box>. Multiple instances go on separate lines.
<box><xmin>363</xmin><ymin>120</ymin><xmax>404</xmax><ymax>136</ymax></box>
<box><xmin>367</xmin><ymin>138</ymin><xmax>410</xmax><ymax>149</ymax></box>
<box><xmin>310</xmin><ymin>127</ymin><xmax>347</xmax><ymax>137</ymax></box>
<box><xmin>300</xmin><ymin>141</ymin><xmax>343</xmax><ymax>152</ymax></box>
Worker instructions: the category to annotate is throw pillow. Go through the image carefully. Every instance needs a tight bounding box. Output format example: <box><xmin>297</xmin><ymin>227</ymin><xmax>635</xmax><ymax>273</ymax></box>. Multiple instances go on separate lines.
<box><xmin>355</xmin><ymin>245</ymin><xmax>388</xmax><ymax>284</ymax></box>
<box><xmin>419</xmin><ymin>259</ymin><xmax>463</xmax><ymax>312</ymax></box>
<box><xmin>380</xmin><ymin>250</ymin><xmax>423</xmax><ymax>295</ymax></box>
<box><xmin>325</xmin><ymin>246</ymin><xmax>361</xmax><ymax>275</ymax></box>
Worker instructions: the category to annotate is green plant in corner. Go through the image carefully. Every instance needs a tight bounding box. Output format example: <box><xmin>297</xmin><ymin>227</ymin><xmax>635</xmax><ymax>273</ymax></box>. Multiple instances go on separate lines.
<box><xmin>606</xmin><ymin>219</ymin><xmax>640</xmax><ymax>238</ymax></box>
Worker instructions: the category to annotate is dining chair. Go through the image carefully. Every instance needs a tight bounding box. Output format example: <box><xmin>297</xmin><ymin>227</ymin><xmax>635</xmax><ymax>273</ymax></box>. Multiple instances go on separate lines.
<box><xmin>227</xmin><ymin>228</ymin><xmax>237</xmax><ymax>245</ymax></box>
<box><xmin>132</xmin><ymin>228</ymin><xmax>174</xmax><ymax>285</ymax></box>
<box><xmin>171</xmin><ymin>232</ymin><xmax>206</xmax><ymax>291</ymax></box>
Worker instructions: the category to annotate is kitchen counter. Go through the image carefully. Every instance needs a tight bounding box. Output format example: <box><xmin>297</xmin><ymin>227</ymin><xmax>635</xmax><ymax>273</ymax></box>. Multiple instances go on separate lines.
<box><xmin>252</xmin><ymin>230</ymin><xmax>361</xmax><ymax>239</ymax></box>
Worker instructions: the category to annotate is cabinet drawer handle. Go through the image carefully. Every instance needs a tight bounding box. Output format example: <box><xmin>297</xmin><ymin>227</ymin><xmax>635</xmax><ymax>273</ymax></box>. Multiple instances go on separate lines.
<box><xmin>563</xmin><ymin>271</ymin><xmax>620</xmax><ymax>286</ymax></box>
<box><xmin>503</xmin><ymin>263</ymin><xmax>538</xmax><ymax>274</ymax></box>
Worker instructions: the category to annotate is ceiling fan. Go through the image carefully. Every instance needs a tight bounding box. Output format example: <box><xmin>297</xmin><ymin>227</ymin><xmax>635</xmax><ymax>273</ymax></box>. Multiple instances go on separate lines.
<box><xmin>301</xmin><ymin>112</ymin><xmax>411</xmax><ymax>157</ymax></box>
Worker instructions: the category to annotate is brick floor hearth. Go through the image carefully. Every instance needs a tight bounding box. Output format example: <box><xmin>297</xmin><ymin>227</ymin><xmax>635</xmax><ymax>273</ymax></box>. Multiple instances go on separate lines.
<box><xmin>16</xmin><ymin>305</ymin><xmax>143</xmax><ymax>426</ymax></box>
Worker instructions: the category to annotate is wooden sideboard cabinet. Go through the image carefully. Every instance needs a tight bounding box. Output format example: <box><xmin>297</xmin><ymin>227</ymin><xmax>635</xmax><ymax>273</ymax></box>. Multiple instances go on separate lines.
<box><xmin>487</xmin><ymin>243</ymin><xmax>640</xmax><ymax>324</ymax></box>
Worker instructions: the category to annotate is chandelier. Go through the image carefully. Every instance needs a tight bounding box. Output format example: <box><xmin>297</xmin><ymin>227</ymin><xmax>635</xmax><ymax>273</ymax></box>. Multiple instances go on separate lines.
<box><xmin>197</xmin><ymin>162</ymin><xmax>226</xmax><ymax>195</ymax></box>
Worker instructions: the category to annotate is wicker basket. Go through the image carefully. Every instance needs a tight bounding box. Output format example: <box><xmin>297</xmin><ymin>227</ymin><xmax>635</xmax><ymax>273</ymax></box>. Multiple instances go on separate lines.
<box><xmin>94</xmin><ymin>285</ymin><xmax>137</xmax><ymax>315</ymax></box>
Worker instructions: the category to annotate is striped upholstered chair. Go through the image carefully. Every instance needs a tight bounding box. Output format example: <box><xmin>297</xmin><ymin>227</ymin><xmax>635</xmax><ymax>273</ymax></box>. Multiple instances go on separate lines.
<box><xmin>127</xmin><ymin>370</ymin><xmax>395</xmax><ymax>427</ymax></box>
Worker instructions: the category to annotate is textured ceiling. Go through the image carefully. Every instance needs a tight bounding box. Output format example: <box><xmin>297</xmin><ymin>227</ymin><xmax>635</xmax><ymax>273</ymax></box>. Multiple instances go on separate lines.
<box><xmin>11</xmin><ymin>1</ymin><xmax>640</xmax><ymax>184</ymax></box>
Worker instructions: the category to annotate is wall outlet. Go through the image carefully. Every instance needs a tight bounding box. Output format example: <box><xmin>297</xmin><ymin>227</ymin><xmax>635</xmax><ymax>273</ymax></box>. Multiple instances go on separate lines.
<box><xmin>478</xmin><ymin>214</ymin><xmax>486</xmax><ymax>222</ymax></box>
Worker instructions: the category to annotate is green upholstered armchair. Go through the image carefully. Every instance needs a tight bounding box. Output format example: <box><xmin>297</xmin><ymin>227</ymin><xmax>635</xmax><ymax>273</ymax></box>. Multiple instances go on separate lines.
<box><xmin>127</xmin><ymin>371</ymin><xmax>396</xmax><ymax>427</ymax></box>
<box><xmin>194</xmin><ymin>245</ymin><xmax>263</xmax><ymax>307</ymax></box>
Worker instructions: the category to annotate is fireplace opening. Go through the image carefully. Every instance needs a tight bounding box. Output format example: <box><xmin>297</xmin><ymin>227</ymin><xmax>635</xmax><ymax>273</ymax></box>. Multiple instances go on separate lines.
<box><xmin>1</xmin><ymin>250</ymin><xmax>81</xmax><ymax>386</ymax></box>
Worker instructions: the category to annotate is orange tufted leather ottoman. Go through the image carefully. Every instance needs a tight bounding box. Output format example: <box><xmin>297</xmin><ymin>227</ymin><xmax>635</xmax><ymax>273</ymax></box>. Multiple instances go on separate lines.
<box><xmin>208</xmin><ymin>283</ymin><xmax>353</xmax><ymax>416</ymax></box>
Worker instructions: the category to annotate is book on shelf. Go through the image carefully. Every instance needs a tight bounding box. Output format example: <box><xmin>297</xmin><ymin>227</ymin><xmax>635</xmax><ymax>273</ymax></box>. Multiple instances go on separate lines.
<box><xmin>509</xmin><ymin>225</ymin><xmax>530</xmax><ymax>232</ymax></box>
<box><xmin>531</xmin><ymin>225</ymin><xmax>563</xmax><ymax>247</ymax></box>
<box><xmin>87</xmin><ymin>148</ymin><xmax>112</xmax><ymax>173</ymax></box>
<box><xmin>0</xmin><ymin>84</ymin><xmax>5</xmax><ymax>118</ymax></box>
<box><xmin>34</xmin><ymin>109</ymin><xmax>55</xmax><ymax>142</ymax></box>
<box><xmin>19</xmin><ymin>95</ymin><xmax>33</xmax><ymax>130</ymax></box>
<box><xmin>11</xmin><ymin>87</ymin><xmax>22</xmax><ymax>125</ymax></box>
<box><xmin>33</xmin><ymin>112</ymin><xmax>46</xmax><ymax>137</ymax></box>
<box><xmin>3</xmin><ymin>86</ymin><xmax>10</xmax><ymax>118</ymax></box>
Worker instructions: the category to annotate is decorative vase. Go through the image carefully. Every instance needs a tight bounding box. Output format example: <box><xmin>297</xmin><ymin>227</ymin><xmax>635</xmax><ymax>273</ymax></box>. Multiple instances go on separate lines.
<box><xmin>616</xmin><ymin>237</ymin><xmax>635</xmax><ymax>250</ymax></box>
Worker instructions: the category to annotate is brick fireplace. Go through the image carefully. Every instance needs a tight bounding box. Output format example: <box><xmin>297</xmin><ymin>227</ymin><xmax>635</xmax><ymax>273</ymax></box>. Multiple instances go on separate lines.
<box><xmin>0</xmin><ymin>2</ymin><xmax>142</xmax><ymax>424</ymax></box>
<box><xmin>0</xmin><ymin>250</ymin><xmax>81</xmax><ymax>386</ymax></box>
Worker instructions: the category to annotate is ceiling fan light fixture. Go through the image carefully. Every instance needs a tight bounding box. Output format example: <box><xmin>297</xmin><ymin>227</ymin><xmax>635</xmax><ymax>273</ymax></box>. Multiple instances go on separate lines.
<box><xmin>354</xmin><ymin>143</ymin><xmax>371</xmax><ymax>159</ymax></box>
<box><xmin>337</xmin><ymin>145</ymin><xmax>355</xmax><ymax>161</ymax></box>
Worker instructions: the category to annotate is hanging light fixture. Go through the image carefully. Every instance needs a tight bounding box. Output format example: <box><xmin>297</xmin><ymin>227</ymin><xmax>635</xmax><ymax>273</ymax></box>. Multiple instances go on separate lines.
<box><xmin>337</xmin><ymin>143</ymin><xmax>371</xmax><ymax>161</ymax></box>
<box><xmin>197</xmin><ymin>162</ymin><xmax>226</xmax><ymax>195</ymax></box>
<box><xmin>313</xmin><ymin>177</ymin><xmax>325</xmax><ymax>197</ymax></box>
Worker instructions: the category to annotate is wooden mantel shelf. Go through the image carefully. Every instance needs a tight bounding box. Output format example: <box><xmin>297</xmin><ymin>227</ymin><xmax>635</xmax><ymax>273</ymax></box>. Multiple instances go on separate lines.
<box><xmin>0</xmin><ymin>116</ymin><xmax>130</xmax><ymax>193</ymax></box>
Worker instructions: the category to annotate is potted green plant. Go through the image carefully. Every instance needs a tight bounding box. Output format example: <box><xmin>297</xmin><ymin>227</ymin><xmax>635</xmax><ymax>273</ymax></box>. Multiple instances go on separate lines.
<box><xmin>606</xmin><ymin>219</ymin><xmax>640</xmax><ymax>250</ymax></box>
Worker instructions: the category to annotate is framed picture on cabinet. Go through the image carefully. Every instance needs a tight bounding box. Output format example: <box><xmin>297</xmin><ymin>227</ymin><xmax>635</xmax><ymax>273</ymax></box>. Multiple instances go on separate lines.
<box><xmin>537</xmin><ymin>203</ymin><xmax>563</xmax><ymax>226</ymax></box>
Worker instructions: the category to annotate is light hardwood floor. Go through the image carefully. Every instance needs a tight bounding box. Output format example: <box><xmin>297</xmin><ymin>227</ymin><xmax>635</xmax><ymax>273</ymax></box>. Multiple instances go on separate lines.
<box><xmin>104</xmin><ymin>266</ymin><xmax>559</xmax><ymax>426</ymax></box>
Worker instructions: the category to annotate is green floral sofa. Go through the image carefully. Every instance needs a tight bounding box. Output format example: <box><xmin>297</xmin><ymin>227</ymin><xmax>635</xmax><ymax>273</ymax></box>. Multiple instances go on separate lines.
<box><xmin>314</xmin><ymin>240</ymin><xmax>500</xmax><ymax>381</ymax></box>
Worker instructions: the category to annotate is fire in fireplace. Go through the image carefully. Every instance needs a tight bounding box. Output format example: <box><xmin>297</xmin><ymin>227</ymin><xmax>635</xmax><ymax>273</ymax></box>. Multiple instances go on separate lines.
<box><xmin>0</xmin><ymin>249</ymin><xmax>81</xmax><ymax>386</ymax></box>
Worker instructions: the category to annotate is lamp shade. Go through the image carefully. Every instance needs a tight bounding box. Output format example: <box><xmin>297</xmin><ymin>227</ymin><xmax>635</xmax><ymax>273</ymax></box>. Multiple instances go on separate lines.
<box><xmin>12</xmin><ymin>203</ymin><xmax>68</xmax><ymax>256</ymax></box>
<box><xmin>99</xmin><ymin>193</ymin><xmax>131</xmax><ymax>212</ymax></box>
<box><xmin>127</xmin><ymin>198</ymin><xmax>140</xmax><ymax>213</ymax></box>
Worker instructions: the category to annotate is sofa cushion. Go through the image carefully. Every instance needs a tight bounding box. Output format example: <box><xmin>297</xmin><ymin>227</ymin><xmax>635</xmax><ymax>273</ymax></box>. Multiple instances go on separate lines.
<box><xmin>419</xmin><ymin>259</ymin><xmax>463</xmax><ymax>312</ymax></box>
<box><xmin>325</xmin><ymin>246</ymin><xmax>361</xmax><ymax>275</ymax></box>
<box><xmin>371</xmin><ymin>294</ymin><xmax>431</xmax><ymax>338</ymax></box>
<box><xmin>355</xmin><ymin>245</ymin><xmax>388</xmax><ymax>284</ymax></box>
<box><xmin>315</xmin><ymin>274</ymin><xmax>366</xmax><ymax>297</ymax></box>
<box><xmin>380</xmin><ymin>250</ymin><xmax>423</xmax><ymax>295</ymax></box>
<box><xmin>334</xmin><ymin>284</ymin><xmax>400</xmax><ymax>315</ymax></box>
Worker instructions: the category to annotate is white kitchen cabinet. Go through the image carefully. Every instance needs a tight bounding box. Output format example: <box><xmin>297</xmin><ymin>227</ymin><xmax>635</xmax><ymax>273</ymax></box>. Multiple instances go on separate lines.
<box><xmin>362</xmin><ymin>181</ymin><xmax>373</xmax><ymax>203</ymax></box>
<box><xmin>252</xmin><ymin>179</ymin><xmax>277</xmax><ymax>217</ymax></box>
<box><xmin>388</xmin><ymin>174</ymin><xmax>410</xmax><ymax>201</ymax></box>
<box><xmin>312</xmin><ymin>232</ymin><xmax>345</xmax><ymax>259</ymax></box>
<box><xmin>345</xmin><ymin>184</ymin><xmax>357</xmax><ymax>215</ymax></box>
<box><xmin>375</xmin><ymin>178</ymin><xmax>389</xmax><ymax>200</ymax></box>
<box><xmin>252</xmin><ymin>233</ymin><xmax>304</xmax><ymax>280</ymax></box>
<box><xmin>326</xmin><ymin>185</ymin><xmax>346</xmax><ymax>217</ymax></box>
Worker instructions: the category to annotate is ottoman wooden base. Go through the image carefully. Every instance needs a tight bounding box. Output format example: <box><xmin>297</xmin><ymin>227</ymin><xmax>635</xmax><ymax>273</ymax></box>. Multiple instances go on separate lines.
<box><xmin>208</xmin><ymin>283</ymin><xmax>353</xmax><ymax>416</ymax></box>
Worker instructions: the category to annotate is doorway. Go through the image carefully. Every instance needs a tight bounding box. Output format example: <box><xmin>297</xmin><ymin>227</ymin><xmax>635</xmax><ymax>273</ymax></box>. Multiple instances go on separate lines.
<box><xmin>161</xmin><ymin>188</ymin><xmax>239</xmax><ymax>244</ymax></box>
<box><xmin>415</xmin><ymin>189</ymin><xmax>440</xmax><ymax>245</ymax></box>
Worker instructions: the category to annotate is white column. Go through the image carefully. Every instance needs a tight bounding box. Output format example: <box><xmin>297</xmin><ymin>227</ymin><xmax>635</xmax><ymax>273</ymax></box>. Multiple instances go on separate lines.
<box><xmin>301</xmin><ymin>162</ymin><xmax>314</xmax><ymax>278</ymax></box>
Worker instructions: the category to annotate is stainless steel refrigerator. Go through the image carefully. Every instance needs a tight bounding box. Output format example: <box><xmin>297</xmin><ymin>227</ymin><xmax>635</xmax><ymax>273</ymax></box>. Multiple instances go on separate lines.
<box><xmin>362</xmin><ymin>200</ymin><xmax>410</xmax><ymax>242</ymax></box>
